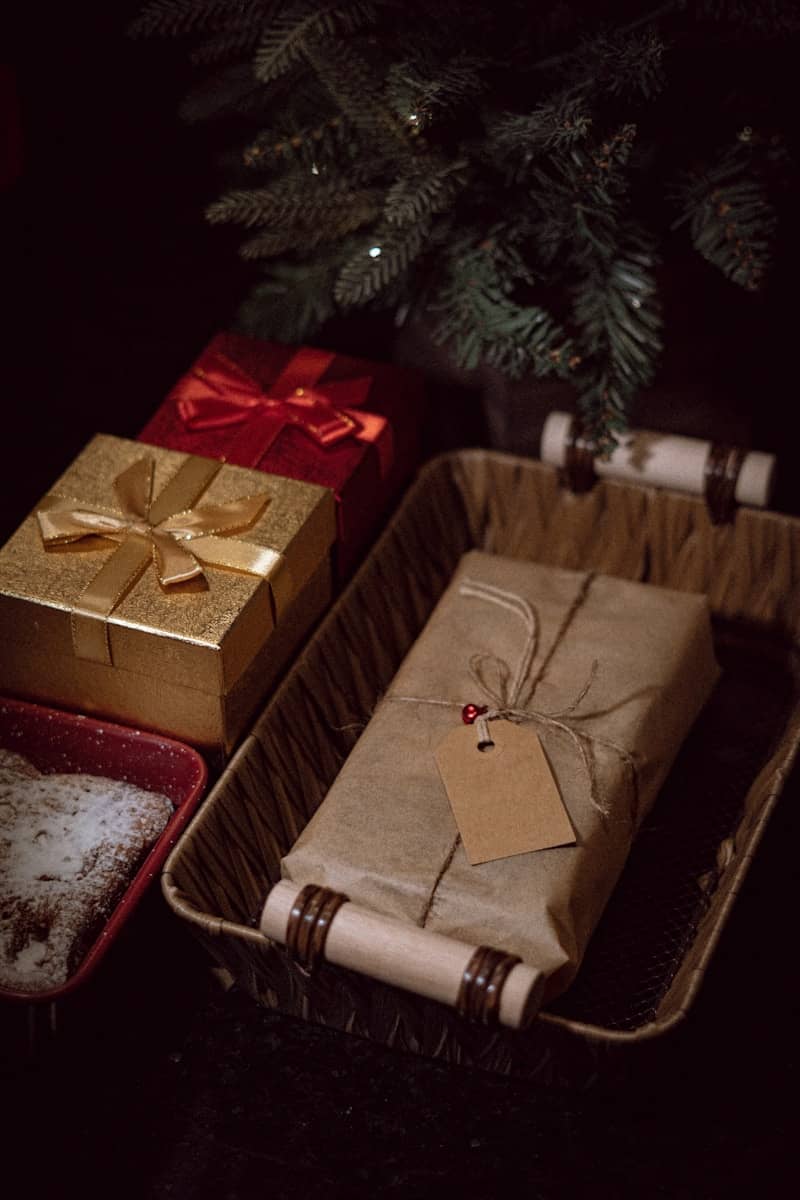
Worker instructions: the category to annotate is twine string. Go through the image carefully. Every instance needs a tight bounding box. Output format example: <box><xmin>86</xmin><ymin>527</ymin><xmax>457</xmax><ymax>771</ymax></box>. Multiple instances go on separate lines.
<box><xmin>463</xmin><ymin>579</ymin><xmax>640</xmax><ymax>824</ymax></box>
<box><xmin>389</xmin><ymin>578</ymin><xmax>642</xmax><ymax>824</ymax></box>
<box><xmin>385</xmin><ymin>574</ymin><xmax>640</xmax><ymax>928</ymax></box>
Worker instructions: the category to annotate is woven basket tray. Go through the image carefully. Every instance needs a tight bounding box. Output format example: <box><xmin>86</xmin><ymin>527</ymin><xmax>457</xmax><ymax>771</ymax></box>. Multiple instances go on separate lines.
<box><xmin>163</xmin><ymin>450</ymin><xmax>800</xmax><ymax>1079</ymax></box>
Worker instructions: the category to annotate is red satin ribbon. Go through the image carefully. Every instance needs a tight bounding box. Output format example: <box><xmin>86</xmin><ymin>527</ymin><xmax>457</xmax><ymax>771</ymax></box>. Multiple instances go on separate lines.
<box><xmin>172</xmin><ymin>345</ymin><xmax>393</xmax><ymax>478</ymax></box>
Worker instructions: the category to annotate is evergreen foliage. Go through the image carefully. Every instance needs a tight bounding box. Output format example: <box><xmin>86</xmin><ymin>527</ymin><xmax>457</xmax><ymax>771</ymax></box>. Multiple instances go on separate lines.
<box><xmin>131</xmin><ymin>0</ymin><xmax>799</xmax><ymax>450</ymax></box>
<box><xmin>253</xmin><ymin>2</ymin><xmax>379</xmax><ymax>83</ymax></box>
<box><xmin>673</xmin><ymin>138</ymin><xmax>780</xmax><ymax>292</ymax></box>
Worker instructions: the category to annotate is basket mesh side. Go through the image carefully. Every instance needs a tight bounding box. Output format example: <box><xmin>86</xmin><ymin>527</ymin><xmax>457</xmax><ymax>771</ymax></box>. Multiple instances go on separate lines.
<box><xmin>167</xmin><ymin>452</ymin><xmax>800</xmax><ymax>1058</ymax></box>
<box><xmin>549</xmin><ymin>628</ymin><xmax>798</xmax><ymax>1029</ymax></box>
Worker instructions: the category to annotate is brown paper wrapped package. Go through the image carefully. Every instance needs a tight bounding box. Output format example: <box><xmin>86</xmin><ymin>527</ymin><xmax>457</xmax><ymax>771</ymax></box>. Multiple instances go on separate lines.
<box><xmin>281</xmin><ymin>550</ymin><xmax>719</xmax><ymax>1000</ymax></box>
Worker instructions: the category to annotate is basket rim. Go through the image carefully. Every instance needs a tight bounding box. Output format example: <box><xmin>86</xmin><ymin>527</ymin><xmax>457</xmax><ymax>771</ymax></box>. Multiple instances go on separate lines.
<box><xmin>160</xmin><ymin>448</ymin><xmax>800</xmax><ymax>1044</ymax></box>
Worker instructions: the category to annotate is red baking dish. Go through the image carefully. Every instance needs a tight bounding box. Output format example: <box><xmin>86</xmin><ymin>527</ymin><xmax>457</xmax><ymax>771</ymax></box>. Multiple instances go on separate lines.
<box><xmin>0</xmin><ymin>696</ymin><xmax>207</xmax><ymax>1003</ymax></box>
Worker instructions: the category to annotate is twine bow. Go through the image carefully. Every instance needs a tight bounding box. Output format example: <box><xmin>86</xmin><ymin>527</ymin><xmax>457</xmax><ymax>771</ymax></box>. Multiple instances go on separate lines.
<box><xmin>173</xmin><ymin>343</ymin><xmax>393</xmax><ymax>477</ymax></box>
<box><xmin>459</xmin><ymin>580</ymin><xmax>639</xmax><ymax>821</ymax></box>
<box><xmin>37</xmin><ymin>453</ymin><xmax>290</xmax><ymax>666</ymax></box>
<box><xmin>391</xmin><ymin>578</ymin><xmax>639</xmax><ymax>823</ymax></box>
<box><xmin>385</xmin><ymin>575</ymin><xmax>643</xmax><ymax>929</ymax></box>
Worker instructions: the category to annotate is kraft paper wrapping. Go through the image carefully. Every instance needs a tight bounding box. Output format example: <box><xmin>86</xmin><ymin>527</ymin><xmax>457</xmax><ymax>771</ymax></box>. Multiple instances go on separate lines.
<box><xmin>0</xmin><ymin>435</ymin><xmax>336</xmax><ymax>753</ymax></box>
<box><xmin>282</xmin><ymin>550</ymin><xmax>719</xmax><ymax>999</ymax></box>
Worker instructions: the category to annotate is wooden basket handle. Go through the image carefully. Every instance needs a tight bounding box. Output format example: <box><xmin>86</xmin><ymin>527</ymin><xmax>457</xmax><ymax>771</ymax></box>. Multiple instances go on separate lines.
<box><xmin>541</xmin><ymin>411</ymin><xmax>776</xmax><ymax>523</ymax></box>
<box><xmin>260</xmin><ymin>880</ymin><xmax>544</xmax><ymax>1031</ymax></box>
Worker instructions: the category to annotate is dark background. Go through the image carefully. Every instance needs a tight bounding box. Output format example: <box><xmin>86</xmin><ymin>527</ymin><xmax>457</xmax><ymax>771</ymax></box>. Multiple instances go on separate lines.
<box><xmin>3</xmin><ymin>7</ymin><xmax>799</xmax><ymax>1197</ymax></box>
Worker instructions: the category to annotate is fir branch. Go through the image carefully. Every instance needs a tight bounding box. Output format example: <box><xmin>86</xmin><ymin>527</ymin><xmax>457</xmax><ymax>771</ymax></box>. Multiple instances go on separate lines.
<box><xmin>253</xmin><ymin>0</ymin><xmax>379</xmax><ymax>82</ymax></box>
<box><xmin>206</xmin><ymin>175</ymin><xmax>380</xmax><ymax>228</ymax></box>
<box><xmin>572</xmin><ymin>232</ymin><xmax>663</xmax><ymax>452</ymax></box>
<box><xmin>238</xmin><ymin>229</ymin><xmax>304</xmax><ymax>259</ymax></box>
<box><xmin>190</xmin><ymin>23</ymin><xmax>264</xmax><ymax>66</ymax></box>
<box><xmin>131</xmin><ymin>0</ymin><xmax>277</xmax><ymax>39</ymax></box>
<box><xmin>178</xmin><ymin>62</ymin><xmax>272</xmax><ymax>123</ymax></box>
<box><xmin>493</xmin><ymin>93</ymin><xmax>593</xmax><ymax>158</ymax></box>
<box><xmin>303</xmin><ymin>34</ymin><xmax>410</xmax><ymax>152</ymax></box>
<box><xmin>235</xmin><ymin>252</ymin><xmax>345</xmax><ymax>343</ymax></box>
<box><xmin>238</xmin><ymin>198</ymin><xmax>378</xmax><ymax>256</ymax></box>
<box><xmin>385</xmin><ymin>51</ymin><xmax>488</xmax><ymax>128</ymax></box>
<box><xmin>334</xmin><ymin>223</ymin><xmax>429</xmax><ymax>306</ymax></box>
<box><xmin>675</xmin><ymin>149</ymin><xmax>777</xmax><ymax>291</ymax></box>
<box><xmin>482</xmin><ymin>310</ymin><xmax>580</xmax><ymax>382</ymax></box>
<box><xmin>431</xmin><ymin>239</ymin><xmax>576</xmax><ymax>379</ymax></box>
<box><xmin>133</xmin><ymin>0</ymin><xmax>796</xmax><ymax>446</ymax></box>
<box><xmin>560</xmin><ymin>125</ymin><xmax>639</xmax><ymax>267</ymax></box>
<box><xmin>576</xmin><ymin>27</ymin><xmax>667</xmax><ymax>101</ymax></box>
<box><xmin>509</xmin><ymin>122</ymin><xmax>638</xmax><ymax>274</ymax></box>
<box><xmin>243</xmin><ymin>116</ymin><xmax>348</xmax><ymax>168</ymax></box>
<box><xmin>691</xmin><ymin>180</ymin><xmax>775</xmax><ymax>291</ymax></box>
<box><xmin>235</xmin><ymin>71</ymin><xmax>343</xmax><ymax>143</ymax></box>
<box><xmin>529</xmin><ymin>2</ymin><xmax>678</xmax><ymax>77</ymax></box>
<box><xmin>130</xmin><ymin>0</ymin><xmax>233</xmax><ymax>38</ymax></box>
<box><xmin>384</xmin><ymin>159</ymin><xmax>468</xmax><ymax>227</ymax></box>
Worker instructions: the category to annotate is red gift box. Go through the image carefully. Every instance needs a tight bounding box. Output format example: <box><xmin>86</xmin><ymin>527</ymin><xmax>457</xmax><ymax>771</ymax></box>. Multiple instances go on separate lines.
<box><xmin>138</xmin><ymin>333</ymin><xmax>425</xmax><ymax>579</ymax></box>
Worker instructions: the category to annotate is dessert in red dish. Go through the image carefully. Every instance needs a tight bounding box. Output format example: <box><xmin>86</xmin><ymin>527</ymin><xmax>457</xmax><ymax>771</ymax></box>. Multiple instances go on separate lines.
<box><xmin>0</xmin><ymin>697</ymin><xmax>207</xmax><ymax>1002</ymax></box>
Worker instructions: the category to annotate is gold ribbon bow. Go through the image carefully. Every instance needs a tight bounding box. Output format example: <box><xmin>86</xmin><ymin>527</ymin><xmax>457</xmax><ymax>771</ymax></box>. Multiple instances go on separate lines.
<box><xmin>37</xmin><ymin>453</ymin><xmax>291</xmax><ymax>666</ymax></box>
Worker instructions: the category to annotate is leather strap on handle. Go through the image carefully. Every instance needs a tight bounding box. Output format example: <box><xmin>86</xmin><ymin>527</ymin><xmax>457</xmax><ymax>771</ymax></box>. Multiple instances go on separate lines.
<box><xmin>456</xmin><ymin>945</ymin><xmax>523</xmax><ymax>1026</ymax></box>
<box><xmin>285</xmin><ymin>883</ymin><xmax>349</xmax><ymax>970</ymax></box>
<box><xmin>261</xmin><ymin>879</ymin><xmax>544</xmax><ymax>1031</ymax></box>
<box><xmin>703</xmin><ymin>442</ymin><xmax>746</xmax><ymax>525</ymax></box>
<box><xmin>561</xmin><ymin>418</ymin><xmax>597</xmax><ymax>494</ymax></box>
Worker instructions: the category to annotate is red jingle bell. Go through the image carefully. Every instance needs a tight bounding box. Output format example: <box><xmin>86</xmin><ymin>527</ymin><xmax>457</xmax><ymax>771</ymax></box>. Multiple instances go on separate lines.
<box><xmin>461</xmin><ymin>703</ymin><xmax>488</xmax><ymax>725</ymax></box>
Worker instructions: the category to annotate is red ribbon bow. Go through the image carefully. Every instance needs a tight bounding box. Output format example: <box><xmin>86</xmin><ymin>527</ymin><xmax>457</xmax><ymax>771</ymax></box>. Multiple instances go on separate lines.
<box><xmin>172</xmin><ymin>344</ymin><xmax>393</xmax><ymax>478</ymax></box>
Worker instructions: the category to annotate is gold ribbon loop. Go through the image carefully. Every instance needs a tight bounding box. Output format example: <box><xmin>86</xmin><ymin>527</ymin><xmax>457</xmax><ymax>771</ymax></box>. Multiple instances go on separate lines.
<box><xmin>37</xmin><ymin>453</ymin><xmax>290</xmax><ymax>666</ymax></box>
<box><xmin>114</xmin><ymin>455</ymin><xmax>155</xmax><ymax>519</ymax></box>
<box><xmin>149</xmin><ymin>529</ymin><xmax>205</xmax><ymax>587</ymax></box>
<box><xmin>159</xmin><ymin>494</ymin><xmax>269</xmax><ymax>540</ymax></box>
<box><xmin>147</xmin><ymin>455</ymin><xmax>221</xmax><ymax>525</ymax></box>
<box><xmin>37</xmin><ymin>506</ymin><xmax>133</xmax><ymax>544</ymax></box>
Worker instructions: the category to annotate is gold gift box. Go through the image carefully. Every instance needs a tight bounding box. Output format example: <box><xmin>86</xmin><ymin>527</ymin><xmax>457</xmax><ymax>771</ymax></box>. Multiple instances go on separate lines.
<box><xmin>0</xmin><ymin>435</ymin><xmax>336</xmax><ymax>756</ymax></box>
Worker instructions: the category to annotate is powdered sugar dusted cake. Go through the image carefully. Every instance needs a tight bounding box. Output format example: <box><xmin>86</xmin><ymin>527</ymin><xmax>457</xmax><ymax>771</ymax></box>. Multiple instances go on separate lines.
<box><xmin>0</xmin><ymin>748</ymin><xmax>173</xmax><ymax>992</ymax></box>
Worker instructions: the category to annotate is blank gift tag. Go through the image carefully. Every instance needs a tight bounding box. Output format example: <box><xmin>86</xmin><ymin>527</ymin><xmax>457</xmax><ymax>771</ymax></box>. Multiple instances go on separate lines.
<box><xmin>434</xmin><ymin>722</ymin><xmax>576</xmax><ymax>865</ymax></box>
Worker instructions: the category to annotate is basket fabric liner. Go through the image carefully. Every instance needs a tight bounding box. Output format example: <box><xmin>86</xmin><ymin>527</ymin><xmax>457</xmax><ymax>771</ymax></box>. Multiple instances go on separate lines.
<box><xmin>163</xmin><ymin>451</ymin><xmax>800</xmax><ymax>1077</ymax></box>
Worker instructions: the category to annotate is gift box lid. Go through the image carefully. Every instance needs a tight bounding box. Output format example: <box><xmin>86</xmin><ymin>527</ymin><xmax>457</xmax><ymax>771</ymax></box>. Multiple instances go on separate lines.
<box><xmin>0</xmin><ymin>435</ymin><xmax>335</xmax><ymax>697</ymax></box>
